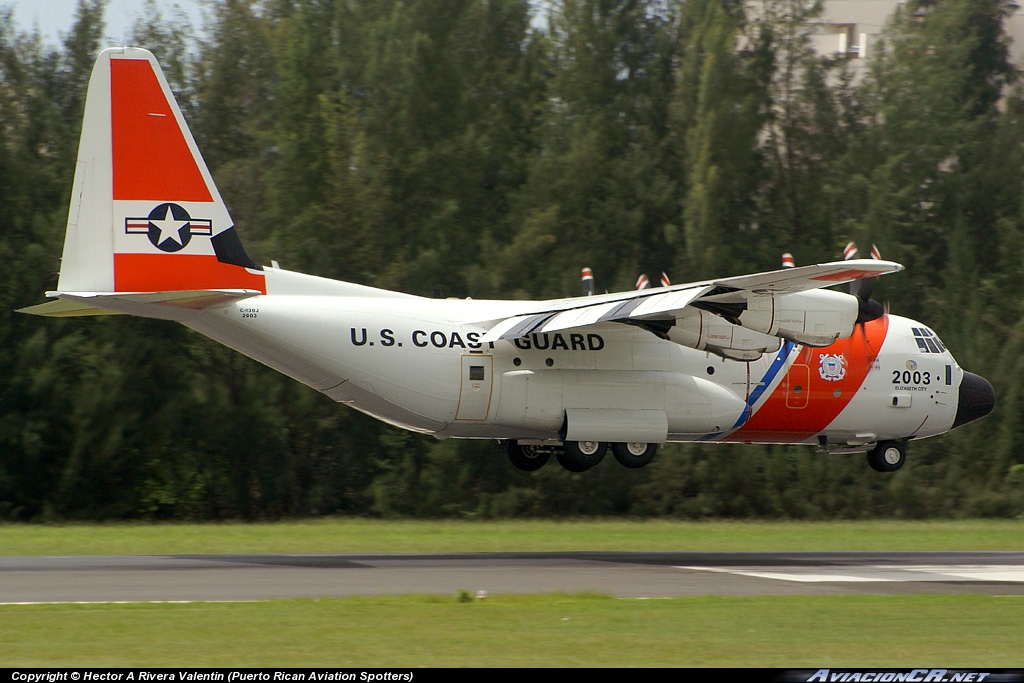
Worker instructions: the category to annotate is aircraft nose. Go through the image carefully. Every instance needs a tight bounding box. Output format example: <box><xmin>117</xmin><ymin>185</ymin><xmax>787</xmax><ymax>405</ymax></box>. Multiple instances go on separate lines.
<box><xmin>953</xmin><ymin>371</ymin><xmax>995</xmax><ymax>429</ymax></box>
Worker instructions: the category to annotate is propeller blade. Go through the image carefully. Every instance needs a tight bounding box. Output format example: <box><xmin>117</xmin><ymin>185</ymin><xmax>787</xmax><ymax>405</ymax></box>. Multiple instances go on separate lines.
<box><xmin>857</xmin><ymin>298</ymin><xmax>886</xmax><ymax>324</ymax></box>
<box><xmin>846</xmin><ymin>242</ymin><xmax>885</xmax><ymax>323</ymax></box>
<box><xmin>581</xmin><ymin>267</ymin><xmax>595</xmax><ymax>296</ymax></box>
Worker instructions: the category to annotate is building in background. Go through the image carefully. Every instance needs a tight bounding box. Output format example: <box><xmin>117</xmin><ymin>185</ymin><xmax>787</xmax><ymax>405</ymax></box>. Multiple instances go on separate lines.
<box><xmin>809</xmin><ymin>0</ymin><xmax>1024</xmax><ymax>77</ymax></box>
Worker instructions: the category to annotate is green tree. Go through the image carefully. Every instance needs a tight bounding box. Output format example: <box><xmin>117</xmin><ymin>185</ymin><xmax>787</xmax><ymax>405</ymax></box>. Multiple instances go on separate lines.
<box><xmin>675</xmin><ymin>0</ymin><xmax>767</xmax><ymax>278</ymax></box>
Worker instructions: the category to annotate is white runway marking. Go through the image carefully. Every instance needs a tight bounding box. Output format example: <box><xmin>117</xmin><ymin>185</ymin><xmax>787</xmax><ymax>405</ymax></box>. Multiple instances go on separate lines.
<box><xmin>894</xmin><ymin>565</ymin><xmax>1024</xmax><ymax>582</ymax></box>
<box><xmin>678</xmin><ymin>565</ymin><xmax>1024</xmax><ymax>583</ymax></box>
<box><xmin>680</xmin><ymin>566</ymin><xmax>888</xmax><ymax>582</ymax></box>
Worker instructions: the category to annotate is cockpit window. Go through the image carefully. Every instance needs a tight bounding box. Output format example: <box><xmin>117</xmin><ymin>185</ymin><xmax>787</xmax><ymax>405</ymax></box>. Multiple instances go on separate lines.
<box><xmin>912</xmin><ymin>327</ymin><xmax>946</xmax><ymax>354</ymax></box>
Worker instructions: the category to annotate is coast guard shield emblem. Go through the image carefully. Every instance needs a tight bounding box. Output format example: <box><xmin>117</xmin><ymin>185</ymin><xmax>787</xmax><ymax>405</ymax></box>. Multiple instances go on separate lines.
<box><xmin>818</xmin><ymin>353</ymin><xmax>846</xmax><ymax>382</ymax></box>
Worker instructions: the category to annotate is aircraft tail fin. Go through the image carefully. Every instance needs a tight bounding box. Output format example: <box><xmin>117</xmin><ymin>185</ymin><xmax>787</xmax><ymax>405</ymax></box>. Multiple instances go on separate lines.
<box><xmin>53</xmin><ymin>47</ymin><xmax>265</xmax><ymax>302</ymax></box>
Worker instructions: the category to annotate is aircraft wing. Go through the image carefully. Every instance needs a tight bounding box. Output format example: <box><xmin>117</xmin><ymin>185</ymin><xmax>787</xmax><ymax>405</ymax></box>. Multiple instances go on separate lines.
<box><xmin>476</xmin><ymin>259</ymin><xmax>902</xmax><ymax>344</ymax></box>
<box><xmin>701</xmin><ymin>259</ymin><xmax>900</xmax><ymax>300</ymax></box>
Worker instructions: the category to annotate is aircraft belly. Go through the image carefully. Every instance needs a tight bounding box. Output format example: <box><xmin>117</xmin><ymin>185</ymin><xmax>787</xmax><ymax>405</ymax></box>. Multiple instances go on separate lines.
<box><xmin>187</xmin><ymin>298</ymin><xmax>463</xmax><ymax>432</ymax></box>
<box><xmin>185</xmin><ymin>313</ymin><xmax>343</xmax><ymax>392</ymax></box>
<box><xmin>488</xmin><ymin>366</ymin><xmax>747</xmax><ymax>439</ymax></box>
<box><xmin>321</xmin><ymin>379</ymin><xmax>446</xmax><ymax>434</ymax></box>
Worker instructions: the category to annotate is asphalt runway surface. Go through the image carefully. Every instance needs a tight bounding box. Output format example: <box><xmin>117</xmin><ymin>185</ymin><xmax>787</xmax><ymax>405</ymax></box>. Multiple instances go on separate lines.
<box><xmin>2</xmin><ymin>551</ymin><xmax>1023</xmax><ymax>603</ymax></box>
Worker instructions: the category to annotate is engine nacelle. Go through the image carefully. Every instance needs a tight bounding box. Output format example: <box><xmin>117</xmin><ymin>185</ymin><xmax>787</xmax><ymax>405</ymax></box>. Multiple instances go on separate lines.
<box><xmin>666</xmin><ymin>309</ymin><xmax>782</xmax><ymax>360</ymax></box>
<box><xmin>738</xmin><ymin>289</ymin><xmax>858</xmax><ymax>347</ymax></box>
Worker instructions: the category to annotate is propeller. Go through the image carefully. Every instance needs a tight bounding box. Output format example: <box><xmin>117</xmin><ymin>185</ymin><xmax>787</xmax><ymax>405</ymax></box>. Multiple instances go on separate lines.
<box><xmin>845</xmin><ymin>242</ymin><xmax>886</xmax><ymax>323</ymax></box>
<box><xmin>581</xmin><ymin>267</ymin><xmax>595</xmax><ymax>296</ymax></box>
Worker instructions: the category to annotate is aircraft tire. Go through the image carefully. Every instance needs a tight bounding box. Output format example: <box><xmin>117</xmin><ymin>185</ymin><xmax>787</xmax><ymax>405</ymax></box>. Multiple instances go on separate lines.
<box><xmin>558</xmin><ymin>440</ymin><xmax>607</xmax><ymax>472</ymax></box>
<box><xmin>506</xmin><ymin>441</ymin><xmax>550</xmax><ymax>472</ymax></box>
<box><xmin>867</xmin><ymin>441</ymin><xmax>906</xmax><ymax>472</ymax></box>
<box><xmin>611</xmin><ymin>442</ymin><xmax>657</xmax><ymax>469</ymax></box>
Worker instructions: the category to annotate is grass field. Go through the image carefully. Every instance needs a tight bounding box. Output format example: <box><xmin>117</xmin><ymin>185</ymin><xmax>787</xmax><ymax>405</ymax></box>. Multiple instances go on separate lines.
<box><xmin>2</xmin><ymin>518</ymin><xmax>1022</xmax><ymax>555</ymax></box>
<box><xmin>2</xmin><ymin>519</ymin><xmax>1022</xmax><ymax>667</ymax></box>
<box><xmin>3</xmin><ymin>594</ymin><xmax>1023</xmax><ymax>667</ymax></box>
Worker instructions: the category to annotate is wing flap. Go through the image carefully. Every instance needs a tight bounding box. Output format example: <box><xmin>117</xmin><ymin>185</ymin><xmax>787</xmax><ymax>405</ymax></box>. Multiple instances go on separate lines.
<box><xmin>622</xmin><ymin>286</ymin><xmax>707</xmax><ymax>319</ymax></box>
<box><xmin>484</xmin><ymin>313</ymin><xmax>554</xmax><ymax>341</ymax></box>
<box><xmin>535</xmin><ymin>300</ymin><xmax>634</xmax><ymax>333</ymax></box>
<box><xmin>480</xmin><ymin>286</ymin><xmax>710</xmax><ymax>342</ymax></box>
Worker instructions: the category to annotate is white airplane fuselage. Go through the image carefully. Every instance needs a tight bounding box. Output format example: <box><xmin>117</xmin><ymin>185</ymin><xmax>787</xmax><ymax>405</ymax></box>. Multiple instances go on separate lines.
<box><xmin>176</xmin><ymin>267</ymin><xmax>970</xmax><ymax>449</ymax></box>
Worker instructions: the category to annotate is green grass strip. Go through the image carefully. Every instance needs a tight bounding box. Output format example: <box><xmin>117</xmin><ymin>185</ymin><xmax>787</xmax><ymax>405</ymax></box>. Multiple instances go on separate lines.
<box><xmin>1</xmin><ymin>519</ymin><xmax>1022</xmax><ymax>555</ymax></box>
<box><xmin>2</xmin><ymin>594</ymin><xmax>1022</xmax><ymax>667</ymax></box>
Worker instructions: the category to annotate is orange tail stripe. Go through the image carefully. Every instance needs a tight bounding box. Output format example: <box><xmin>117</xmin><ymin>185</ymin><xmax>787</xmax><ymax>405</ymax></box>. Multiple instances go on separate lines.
<box><xmin>111</xmin><ymin>59</ymin><xmax>212</xmax><ymax>202</ymax></box>
<box><xmin>114</xmin><ymin>253</ymin><xmax>266</xmax><ymax>293</ymax></box>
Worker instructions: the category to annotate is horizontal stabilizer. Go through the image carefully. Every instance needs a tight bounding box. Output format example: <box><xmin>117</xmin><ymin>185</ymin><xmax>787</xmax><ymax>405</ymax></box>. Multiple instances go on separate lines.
<box><xmin>18</xmin><ymin>289</ymin><xmax>261</xmax><ymax>318</ymax></box>
<box><xmin>17</xmin><ymin>299</ymin><xmax>124</xmax><ymax>317</ymax></box>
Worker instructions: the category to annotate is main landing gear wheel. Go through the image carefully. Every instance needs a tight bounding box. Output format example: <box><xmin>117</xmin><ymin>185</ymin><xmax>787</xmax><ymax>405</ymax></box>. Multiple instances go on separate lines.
<box><xmin>557</xmin><ymin>440</ymin><xmax>607</xmax><ymax>472</ymax></box>
<box><xmin>611</xmin><ymin>442</ymin><xmax>657</xmax><ymax>469</ymax></box>
<box><xmin>506</xmin><ymin>441</ymin><xmax>550</xmax><ymax>472</ymax></box>
<box><xmin>867</xmin><ymin>440</ymin><xmax>906</xmax><ymax>472</ymax></box>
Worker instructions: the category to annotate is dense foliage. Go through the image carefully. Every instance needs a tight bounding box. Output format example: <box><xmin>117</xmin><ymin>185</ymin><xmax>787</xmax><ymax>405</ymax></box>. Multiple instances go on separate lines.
<box><xmin>1</xmin><ymin>0</ymin><xmax>1022</xmax><ymax>520</ymax></box>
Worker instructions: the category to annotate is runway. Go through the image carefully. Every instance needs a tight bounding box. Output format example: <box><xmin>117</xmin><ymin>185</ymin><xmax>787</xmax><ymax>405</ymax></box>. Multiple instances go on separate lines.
<box><xmin>2</xmin><ymin>551</ymin><xmax>1023</xmax><ymax>603</ymax></box>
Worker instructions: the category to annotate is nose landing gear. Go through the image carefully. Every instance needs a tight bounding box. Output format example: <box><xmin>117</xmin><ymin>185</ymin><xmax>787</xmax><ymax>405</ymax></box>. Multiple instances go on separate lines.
<box><xmin>866</xmin><ymin>440</ymin><xmax>906</xmax><ymax>472</ymax></box>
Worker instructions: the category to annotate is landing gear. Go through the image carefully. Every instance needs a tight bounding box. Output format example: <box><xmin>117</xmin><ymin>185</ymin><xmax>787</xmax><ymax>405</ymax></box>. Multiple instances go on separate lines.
<box><xmin>867</xmin><ymin>440</ymin><xmax>906</xmax><ymax>472</ymax></box>
<box><xmin>557</xmin><ymin>440</ymin><xmax>607</xmax><ymax>472</ymax></box>
<box><xmin>505</xmin><ymin>439</ymin><xmax>657</xmax><ymax>472</ymax></box>
<box><xmin>506</xmin><ymin>440</ymin><xmax>551</xmax><ymax>471</ymax></box>
<box><xmin>611</xmin><ymin>442</ymin><xmax>657</xmax><ymax>469</ymax></box>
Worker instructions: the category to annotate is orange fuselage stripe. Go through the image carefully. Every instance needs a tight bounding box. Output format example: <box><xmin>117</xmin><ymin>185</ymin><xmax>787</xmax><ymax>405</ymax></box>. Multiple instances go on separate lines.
<box><xmin>727</xmin><ymin>316</ymin><xmax>889</xmax><ymax>442</ymax></box>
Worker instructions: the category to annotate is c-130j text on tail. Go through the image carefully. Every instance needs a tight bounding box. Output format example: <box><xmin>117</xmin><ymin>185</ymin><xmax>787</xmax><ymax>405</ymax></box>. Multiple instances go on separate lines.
<box><xmin>20</xmin><ymin>48</ymin><xmax>995</xmax><ymax>474</ymax></box>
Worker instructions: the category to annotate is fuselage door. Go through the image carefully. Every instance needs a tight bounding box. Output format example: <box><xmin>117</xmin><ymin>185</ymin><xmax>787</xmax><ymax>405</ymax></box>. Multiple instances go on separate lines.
<box><xmin>455</xmin><ymin>354</ymin><xmax>494</xmax><ymax>421</ymax></box>
<box><xmin>786</xmin><ymin>363</ymin><xmax>811</xmax><ymax>409</ymax></box>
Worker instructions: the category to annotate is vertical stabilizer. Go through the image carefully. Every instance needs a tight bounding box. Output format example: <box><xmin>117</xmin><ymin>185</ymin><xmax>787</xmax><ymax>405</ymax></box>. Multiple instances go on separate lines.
<box><xmin>57</xmin><ymin>47</ymin><xmax>264</xmax><ymax>295</ymax></box>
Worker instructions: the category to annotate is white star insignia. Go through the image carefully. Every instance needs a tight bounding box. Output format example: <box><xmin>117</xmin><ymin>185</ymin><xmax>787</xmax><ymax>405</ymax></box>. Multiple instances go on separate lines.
<box><xmin>150</xmin><ymin>205</ymin><xmax>189</xmax><ymax>246</ymax></box>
